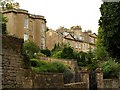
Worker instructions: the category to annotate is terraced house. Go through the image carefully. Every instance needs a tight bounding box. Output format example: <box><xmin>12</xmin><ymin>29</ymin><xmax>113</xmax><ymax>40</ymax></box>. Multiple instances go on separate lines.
<box><xmin>46</xmin><ymin>26</ymin><xmax>97</xmax><ymax>52</ymax></box>
<box><xmin>2</xmin><ymin>4</ymin><xmax>47</xmax><ymax>49</ymax></box>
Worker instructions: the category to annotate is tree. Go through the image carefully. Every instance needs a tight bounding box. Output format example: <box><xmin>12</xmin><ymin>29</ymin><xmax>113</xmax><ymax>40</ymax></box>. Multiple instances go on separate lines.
<box><xmin>98</xmin><ymin>2</ymin><xmax>120</xmax><ymax>60</ymax></box>
<box><xmin>0</xmin><ymin>0</ymin><xmax>13</xmax><ymax>9</ymax></box>
<box><xmin>100</xmin><ymin>58</ymin><xmax>119</xmax><ymax>78</ymax></box>
<box><xmin>61</xmin><ymin>44</ymin><xmax>74</xmax><ymax>59</ymax></box>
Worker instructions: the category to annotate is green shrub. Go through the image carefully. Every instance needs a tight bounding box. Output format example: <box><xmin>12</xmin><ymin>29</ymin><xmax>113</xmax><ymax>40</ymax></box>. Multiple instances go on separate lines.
<box><xmin>30</xmin><ymin>58</ymin><xmax>38</xmax><ymax>67</ymax></box>
<box><xmin>23</xmin><ymin>53</ymin><xmax>31</xmax><ymax>69</ymax></box>
<box><xmin>41</xmin><ymin>49</ymin><xmax>51</xmax><ymax>57</ymax></box>
<box><xmin>1</xmin><ymin>15</ymin><xmax>7</xmax><ymax>34</ymax></box>
<box><xmin>47</xmin><ymin>62</ymin><xmax>66</xmax><ymax>73</ymax></box>
<box><xmin>35</xmin><ymin>52</ymin><xmax>46</xmax><ymax>59</ymax></box>
<box><xmin>64</xmin><ymin>69</ymin><xmax>73</xmax><ymax>84</ymax></box>
<box><xmin>31</xmin><ymin>67</ymin><xmax>40</xmax><ymax>72</ymax></box>
<box><xmin>94</xmin><ymin>46</ymin><xmax>108</xmax><ymax>60</ymax></box>
<box><xmin>100</xmin><ymin>58</ymin><xmax>119</xmax><ymax>78</ymax></box>
<box><xmin>31</xmin><ymin>60</ymin><xmax>73</xmax><ymax>83</ymax></box>
<box><xmin>52</xmin><ymin>51</ymin><xmax>62</xmax><ymax>58</ymax></box>
<box><xmin>23</xmin><ymin>41</ymin><xmax>40</xmax><ymax>58</ymax></box>
<box><xmin>61</xmin><ymin>45</ymin><xmax>74</xmax><ymax>59</ymax></box>
<box><xmin>30</xmin><ymin>58</ymin><xmax>47</xmax><ymax>67</ymax></box>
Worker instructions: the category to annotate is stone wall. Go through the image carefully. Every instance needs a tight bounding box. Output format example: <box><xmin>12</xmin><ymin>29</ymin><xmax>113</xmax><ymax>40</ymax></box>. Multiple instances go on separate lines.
<box><xmin>2</xmin><ymin>35</ymin><xmax>26</xmax><ymax>88</ymax></box>
<box><xmin>39</xmin><ymin>57</ymin><xmax>77</xmax><ymax>72</ymax></box>
<box><xmin>103</xmin><ymin>79</ymin><xmax>119</xmax><ymax>88</ymax></box>
<box><xmin>80</xmin><ymin>68</ymin><xmax>89</xmax><ymax>88</ymax></box>
<box><xmin>96</xmin><ymin>68</ymin><xmax>120</xmax><ymax>89</ymax></box>
<box><xmin>78</xmin><ymin>68</ymin><xmax>120</xmax><ymax>89</ymax></box>
<box><xmin>33</xmin><ymin>72</ymin><xmax>64</xmax><ymax>88</ymax></box>
<box><xmin>38</xmin><ymin>57</ymin><xmax>80</xmax><ymax>83</ymax></box>
<box><xmin>1</xmin><ymin>35</ymin><xmax>65</xmax><ymax>89</ymax></box>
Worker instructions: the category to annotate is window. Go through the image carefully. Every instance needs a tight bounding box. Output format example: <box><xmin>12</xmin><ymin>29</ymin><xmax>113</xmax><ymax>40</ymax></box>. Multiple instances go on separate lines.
<box><xmin>24</xmin><ymin>17</ymin><xmax>28</xmax><ymax>28</ymax></box>
<box><xmin>24</xmin><ymin>33</ymin><xmax>29</xmax><ymax>41</ymax></box>
<box><xmin>76</xmin><ymin>43</ymin><xmax>79</xmax><ymax>48</ymax></box>
<box><xmin>30</xmin><ymin>21</ymin><xmax>33</xmax><ymax>31</ymax></box>
<box><xmin>90</xmin><ymin>37</ymin><xmax>94</xmax><ymax>43</ymax></box>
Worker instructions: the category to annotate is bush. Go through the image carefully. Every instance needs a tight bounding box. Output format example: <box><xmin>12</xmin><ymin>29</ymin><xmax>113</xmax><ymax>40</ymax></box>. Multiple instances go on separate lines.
<box><xmin>31</xmin><ymin>59</ymin><xmax>73</xmax><ymax>83</ymax></box>
<box><xmin>30</xmin><ymin>58</ymin><xmax>47</xmax><ymax>67</ymax></box>
<box><xmin>61</xmin><ymin>44</ymin><xmax>74</xmax><ymax>59</ymax></box>
<box><xmin>47</xmin><ymin>62</ymin><xmax>66</xmax><ymax>73</ymax></box>
<box><xmin>41</xmin><ymin>49</ymin><xmax>51</xmax><ymax>57</ymax></box>
<box><xmin>100</xmin><ymin>58</ymin><xmax>119</xmax><ymax>78</ymax></box>
<box><xmin>75</xmin><ymin>51</ymin><xmax>97</xmax><ymax>70</ymax></box>
<box><xmin>51</xmin><ymin>44</ymin><xmax>74</xmax><ymax>59</ymax></box>
<box><xmin>23</xmin><ymin>53</ymin><xmax>31</xmax><ymax>69</ymax></box>
<box><xmin>1</xmin><ymin>15</ymin><xmax>7</xmax><ymax>34</ymax></box>
<box><xmin>64</xmin><ymin>69</ymin><xmax>73</xmax><ymax>84</ymax></box>
<box><xmin>23</xmin><ymin>41</ymin><xmax>40</xmax><ymax>58</ymax></box>
<box><xmin>35</xmin><ymin>52</ymin><xmax>46</xmax><ymax>59</ymax></box>
<box><xmin>52</xmin><ymin>51</ymin><xmax>62</xmax><ymax>58</ymax></box>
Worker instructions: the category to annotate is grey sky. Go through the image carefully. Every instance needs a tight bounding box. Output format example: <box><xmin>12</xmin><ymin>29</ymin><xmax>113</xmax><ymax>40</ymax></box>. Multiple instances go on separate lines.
<box><xmin>14</xmin><ymin>0</ymin><xmax>103</xmax><ymax>33</ymax></box>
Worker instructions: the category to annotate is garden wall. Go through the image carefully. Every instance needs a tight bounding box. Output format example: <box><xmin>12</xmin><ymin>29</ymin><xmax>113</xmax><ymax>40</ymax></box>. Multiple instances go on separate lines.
<box><xmin>1</xmin><ymin>35</ymin><xmax>64</xmax><ymax>88</ymax></box>
<box><xmin>96</xmin><ymin>68</ymin><xmax>120</xmax><ymax>89</ymax></box>
<box><xmin>39</xmin><ymin>57</ymin><xmax>78</xmax><ymax>72</ymax></box>
<box><xmin>38</xmin><ymin>56</ymin><xmax>80</xmax><ymax>83</ymax></box>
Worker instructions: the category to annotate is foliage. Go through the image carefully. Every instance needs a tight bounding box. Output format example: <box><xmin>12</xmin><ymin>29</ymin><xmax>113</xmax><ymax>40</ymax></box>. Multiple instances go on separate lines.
<box><xmin>93</xmin><ymin>46</ymin><xmax>108</xmax><ymax>61</ymax></box>
<box><xmin>47</xmin><ymin>62</ymin><xmax>66</xmax><ymax>73</ymax></box>
<box><xmin>51</xmin><ymin>43</ymin><xmax>74</xmax><ymax>59</ymax></box>
<box><xmin>64</xmin><ymin>69</ymin><xmax>73</xmax><ymax>84</ymax></box>
<box><xmin>75</xmin><ymin>51</ymin><xmax>97</xmax><ymax>70</ymax></box>
<box><xmin>52</xmin><ymin>51</ymin><xmax>62</xmax><ymax>58</ymax></box>
<box><xmin>61</xmin><ymin>44</ymin><xmax>74</xmax><ymax>59</ymax></box>
<box><xmin>30</xmin><ymin>58</ymin><xmax>47</xmax><ymax>67</ymax></box>
<box><xmin>100</xmin><ymin>58</ymin><xmax>119</xmax><ymax>78</ymax></box>
<box><xmin>0</xmin><ymin>14</ymin><xmax>8</xmax><ymax>34</ymax></box>
<box><xmin>41</xmin><ymin>49</ymin><xmax>51</xmax><ymax>57</ymax></box>
<box><xmin>0</xmin><ymin>0</ymin><xmax>13</xmax><ymax>9</ymax></box>
<box><xmin>99</xmin><ymin>2</ymin><xmax>120</xmax><ymax>60</ymax></box>
<box><xmin>51</xmin><ymin>43</ymin><xmax>62</xmax><ymax>52</ymax></box>
<box><xmin>51</xmin><ymin>43</ymin><xmax>97</xmax><ymax>70</ymax></box>
<box><xmin>2</xmin><ymin>21</ymin><xmax>7</xmax><ymax>34</ymax></box>
<box><xmin>31</xmin><ymin>59</ymin><xmax>73</xmax><ymax>83</ymax></box>
<box><xmin>23</xmin><ymin>53</ymin><xmax>31</xmax><ymax>69</ymax></box>
<box><xmin>23</xmin><ymin>41</ymin><xmax>40</xmax><ymax>58</ymax></box>
<box><xmin>45</xmin><ymin>27</ymin><xmax>50</xmax><ymax>32</ymax></box>
<box><xmin>35</xmin><ymin>52</ymin><xmax>46</xmax><ymax>59</ymax></box>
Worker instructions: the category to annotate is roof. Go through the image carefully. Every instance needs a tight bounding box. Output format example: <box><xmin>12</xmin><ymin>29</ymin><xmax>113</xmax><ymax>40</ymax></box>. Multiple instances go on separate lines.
<box><xmin>2</xmin><ymin>8</ymin><xmax>46</xmax><ymax>22</ymax></box>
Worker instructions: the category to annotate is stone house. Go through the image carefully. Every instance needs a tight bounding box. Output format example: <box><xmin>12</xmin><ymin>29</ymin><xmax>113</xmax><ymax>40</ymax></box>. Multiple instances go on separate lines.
<box><xmin>2</xmin><ymin>8</ymin><xmax>47</xmax><ymax>49</ymax></box>
<box><xmin>46</xmin><ymin>26</ymin><xmax>97</xmax><ymax>52</ymax></box>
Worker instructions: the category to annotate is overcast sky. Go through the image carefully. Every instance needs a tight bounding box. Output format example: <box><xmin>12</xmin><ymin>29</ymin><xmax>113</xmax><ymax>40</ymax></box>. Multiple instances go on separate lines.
<box><xmin>14</xmin><ymin>0</ymin><xmax>103</xmax><ymax>33</ymax></box>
